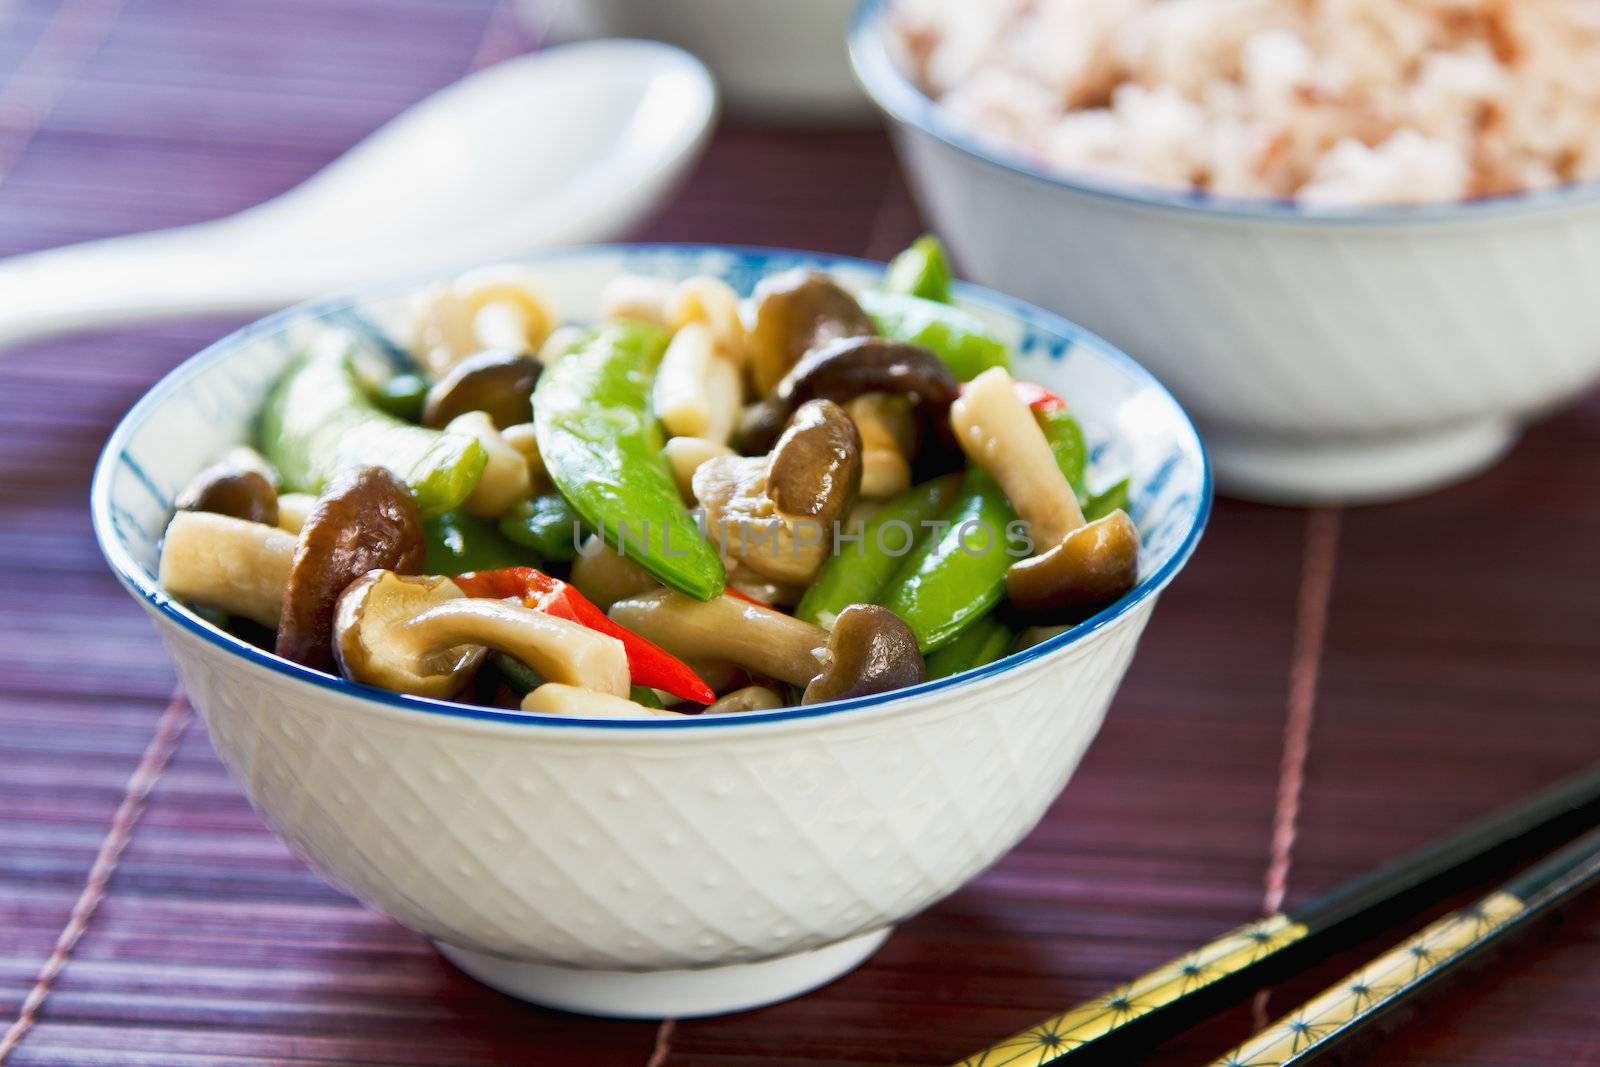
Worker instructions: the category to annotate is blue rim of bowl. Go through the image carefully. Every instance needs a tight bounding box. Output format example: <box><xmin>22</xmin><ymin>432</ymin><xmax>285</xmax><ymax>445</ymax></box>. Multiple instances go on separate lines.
<box><xmin>91</xmin><ymin>243</ymin><xmax>1212</xmax><ymax>730</ymax></box>
<box><xmin>849</xmin><ymin>0</ymin><xmax>1600</xmax><ymax>226</ymax></box>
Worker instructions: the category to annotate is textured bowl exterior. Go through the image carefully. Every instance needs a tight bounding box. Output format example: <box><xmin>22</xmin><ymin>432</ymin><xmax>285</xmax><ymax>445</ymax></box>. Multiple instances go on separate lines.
<box><xmin>152</xmin><ymin>595</ymin><xmax>1150</xmax><ymax>969</ymax></box>
<box><xmin>891</xmin><ymin>127</ymin><xmax>1600</xmax><ymax>441</ymax></box>
<box><xmin>93</xmin><ymin>245</ymin><xmax>1208</xmax><ymax>976</ymax></box>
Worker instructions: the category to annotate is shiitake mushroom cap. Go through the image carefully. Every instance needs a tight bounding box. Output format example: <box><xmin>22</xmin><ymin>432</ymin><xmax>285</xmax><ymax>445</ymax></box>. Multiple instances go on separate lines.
<box><xmin>275</xmin><ymin>466</ymin><xmax>426</xmax><ymax>669</ymax></box>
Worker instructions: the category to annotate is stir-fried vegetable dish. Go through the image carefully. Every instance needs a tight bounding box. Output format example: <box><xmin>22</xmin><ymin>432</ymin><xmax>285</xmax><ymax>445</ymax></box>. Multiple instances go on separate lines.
<box><xmin>157</xmin><ymin>241</ymin><xmax>1142</xmax><ymax>718</ymax></box>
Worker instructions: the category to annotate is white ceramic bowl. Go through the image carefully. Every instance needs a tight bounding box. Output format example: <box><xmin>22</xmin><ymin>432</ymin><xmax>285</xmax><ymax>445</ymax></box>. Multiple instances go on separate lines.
<box><xmin>530</xmin><ymin>0</ymin><xmax>874</xmax><ymax>123</ymax></box>
<box><xmin>92</xmin><ymin>245</ymin><xmax>1209</xmax><ymax>1018</ymax></box>
<box><xmin>850</xmin><ymin>1</ymin><xmax>1600</xmax><ymax>504</ymax></box>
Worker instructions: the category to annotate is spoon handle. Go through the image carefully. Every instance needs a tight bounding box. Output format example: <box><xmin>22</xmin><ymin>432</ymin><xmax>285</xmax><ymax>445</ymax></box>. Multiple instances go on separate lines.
<box><xmin>0</xmin><ymin>221</ymin><xmax>292</xmax><ymax>350</ymax></box>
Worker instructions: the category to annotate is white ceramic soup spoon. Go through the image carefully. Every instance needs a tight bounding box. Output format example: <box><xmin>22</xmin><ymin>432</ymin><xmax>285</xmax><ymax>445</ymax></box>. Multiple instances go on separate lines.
<box><xmin>0</xmin><ymin>38</ymin><xmax>717</xmax><ymax>350</ymax></box>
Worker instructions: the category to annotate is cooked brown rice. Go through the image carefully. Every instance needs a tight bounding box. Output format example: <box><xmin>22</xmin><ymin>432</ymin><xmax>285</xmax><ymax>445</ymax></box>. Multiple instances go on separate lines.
<box><xmin>891</xmin><ymin>0</ymin><xmax>1600</xmax><ymax>205</ymax></box>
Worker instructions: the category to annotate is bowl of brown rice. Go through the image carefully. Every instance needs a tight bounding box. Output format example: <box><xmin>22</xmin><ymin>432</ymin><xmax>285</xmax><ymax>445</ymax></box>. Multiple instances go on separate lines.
<box><xmin>851</xmin><ymin>0</ymin><xmax>1600</xmax><ymax>502</ymax></box>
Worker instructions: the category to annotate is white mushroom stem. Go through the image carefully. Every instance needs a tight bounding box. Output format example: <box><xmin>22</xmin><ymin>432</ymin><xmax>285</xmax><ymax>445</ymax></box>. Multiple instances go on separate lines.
<box><xmin>521</xmin><ymin>683</ymin><xmax>680</xmax><ymax>718</ymax></box>
<box><xmin>499</xmin><ymin>422</ymin><xmax>550</xmax><ymax>494</ymax></box>
<box><xmin>663</xmin><ymin>435</ymin><xmax>735</xmax><ymax>501</ymax></box>
<box><xmin>848</xmin><ymin>393</ymin><xmax>914</xmax><ymax>500</ymax></box>
<box><xmin>608</xmin><ymin>589</ymin><xmax>828</xmax><ymax>687</ymax></box>
<box><xmin>670</xmin><ymin>275</ymin><xmax>747</xmax><ymax>364</ymax></box>
<box><xmin>275</xmin><ymin>492</ymin><xmax>318</xmax><ymax>536</ymax></box>
<box><xmin>159</xmin><ymin>511</ymin><xmax>296</xmax><ymax>628</ymax></box>
<box><xmin>395</xmin><ymin>599</ymin><xmax>630</xmax><ymax>697</ymax></box>
<box><xmin>950</xmin><ymin>367</ymin><xmax>1084</xmax><ymax>546</ymax></box>
<box><xmin>653</xmin><ymin>323</ymin><xmax>742</xmax><ymax>444</ymax></box>
<box><xmin>446</xmin><ymin>411</ymin><xmax>532</xmax><ymax>518</ymax></box>
<box><xmin>601</xmin><ymin>274</ymin><xmax>675</xmax><ymax>327</ymax></box>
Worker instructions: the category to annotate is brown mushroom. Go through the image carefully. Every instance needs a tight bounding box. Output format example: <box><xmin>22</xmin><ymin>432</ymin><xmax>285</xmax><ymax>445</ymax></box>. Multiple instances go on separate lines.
<box><xmin>694</xmin><ymin>400</ymin><xmax>862</xmax><ymax>583</ymax></box>
<box><xmin>746</xmin><ymin>270</ymin><xmax>875</xmax><ymax>396</ymax></box>
<box><xmin>703</xmin><ymin>685</ymin><xmax>785</xmax><ymax>715</ymax></box>
<box><xmin>950</xmin><ymin>368</ymin><xmax>1140</xmax><ymax>619</ymax></box>
<box><xmin>421</xmin><ymin>349</ymin><xmax>541</xmax><ymax>430</ymax></box>
<box><xmin>334</xmin><ymin>569</ymin><xmax>628</xmax><ymax>699</ymax></box>
<box><xmin>738</xmin><ymin>337</ymin><xmax>959</xmax><ymax>455</ymax></box>
<box><xmin>608</xmin><ymin>589</ymin><xmax>829</xmax><ymax>687</ymax></box>
<box><xmin>175</xmin><ymin>457</ymin><xmax>280</xmax><ymax>527</ymax></box>
<box><xmin>802</xmin><ymin>604</ymin><xmax>925</xmax><ymax>705</ymax></box>
<box><xmin>332</xmin><ymin>571</ymin><xmax>486</xmax><ymax>698</ymax></box>
<box><xmin>275</xmin><ymin>466</ymin><xmax>426</xmax><ymax>669</ymax></box>
<box><xmin>570</xmin><ymin>535</ymin><xmax>661</xmax><ymax>611</ymax></box>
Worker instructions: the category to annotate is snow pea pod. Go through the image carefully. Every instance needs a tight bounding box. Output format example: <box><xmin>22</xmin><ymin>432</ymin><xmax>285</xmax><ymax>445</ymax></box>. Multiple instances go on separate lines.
<box><xmin>1038</xmin><ymin>406</ymin><xmax>1088</xmax><ymax>497</ymax></box>
<box><xmin>1084</xmin><ymin>477</ymin><xmax>1131</xmax><ymax>522</ymax></box>
<box><xmin>259</xmin><ymin>337</ymin><xmax>486</xmax><ymax>518</ymax></box>
<box><xmin>877</xmin><ymin>410</ymin><xmax>1091</xmax><ymax>651</ymax></box>
<box><xmin>858</xmin><ymin>290</ymin><xmax>1010</xmax><ymax>382</ymax></box>
<box><xmin>925</xmin><ymin>615</ymin><xmax>1013</xmax><ymax>680</ymax></box>
<box><xmin>533</xmin><ymin>323</ymin><xmax>725</xmax><ymax>601</ymax></box>
<box><xmin>424</xmin><ymin>509</ymin><xmax>531</xmax><ymax>575</ymax></box>
<box><xmin>883</xmin><ymin>235</ymin><xmax>953</xmax><ymax>304</ymax></box>
<box><xmin>794</xmin><ymin>474</ymin><xmax>961</xmax><ymax>628</ymax></box>
<box><xmin>498</xmin><ymin>492</ymin><xmax>582</xmax><ymax>562</ymax></box>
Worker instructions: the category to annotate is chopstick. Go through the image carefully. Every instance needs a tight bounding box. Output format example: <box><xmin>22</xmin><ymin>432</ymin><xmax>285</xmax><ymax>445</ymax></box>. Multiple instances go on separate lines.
<box><xmin>952</xmin><ymin>764</ymin><xmax>1600</xmax><ymax>1067</ymax></box>
<box><xmin>1209</xmin><ymin>824</ymin><xmax>1600</xmax><ymax>1067</ymax></box>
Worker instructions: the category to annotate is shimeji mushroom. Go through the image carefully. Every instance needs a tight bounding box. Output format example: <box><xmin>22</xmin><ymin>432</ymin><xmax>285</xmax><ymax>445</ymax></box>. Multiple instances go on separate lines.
<box><xmin>652</xmin><ymin>322</ymin><xmax>743</xmax><ymax>445</ymax></box>
<box><xmin>693</xmin><ymin>399</ymin><xmax>862</xmax><ymax>584</ymax></box>
<box><xmin>443</xmin><ymin>411</ymin><xmax>531</xmax><ymax>518</ymax></box>
<box><xmin>950</xmin><ymin>367</ymin><xmax>1140</xmax><ymax>618</ymax></box>
<box><xmin>177</xmin><ymin>468</ymin><xmax>279</xmax><ymax>527</ymax></box>
<box><xmin>662</xmin><ymin>436</ymin><xmax>734</xmax><ymax>501</ymax></box>
<box><xmin>421</xmin><ymin>349</ymin><xmax>541</xmax><ymax>430</ymax></box>
<box><xmin>746</xmin><ymin>270</ymin><xmax>875</xmax><ymax>396</ymax></box>
<box><xmin>570</xmin><ymin>536</ymin><xmax>660</xmax><ymax>611</ymax></box>
<box><xmin>521</xmin><ymin>683</ymin><xmax>677</xmax><ymax>718</ymax></box>
<box><xmin>159</xmin><ymin>511</ymin><xmax>298</xmax><ymax>628</ymax></box>
<box><xmin>275</xmin><ymin>466</ymin><xmax>426</xmax><ymax>669</ymax></box>
<box><xmin>846</xmin><ymin>393</ymin><xmax>915</xmax><ymax>499</ymax></box>
<box><xmin>704</xmin><ymin>685</ymin><xmax>784</xmax><ymax>714</ymax></box>
<box><xmin>334</xmin><ymin>570</ymin><xmax>630</xmax><ymax>700</ymax></box>
<box><xmin>668</xmin><ymin>276</ymin><xmax>747</xmax><ymax>363</ymax></box>
<box><xmin>738</xmin><ymin>337</ymin><xmax>960</xmax><ymax>456</ymax></box>
<box><xmin>608</xmin><ymin>591</ymin><xmax>924</xmax><ymax>704</ymax></box>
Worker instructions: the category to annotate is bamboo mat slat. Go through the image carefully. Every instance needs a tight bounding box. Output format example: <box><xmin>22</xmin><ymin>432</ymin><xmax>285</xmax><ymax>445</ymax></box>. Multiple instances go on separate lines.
<box><xmin>1</xmin><ymin>1</ymin><xmax>1597</xmax><ymax>1065</ymax></box>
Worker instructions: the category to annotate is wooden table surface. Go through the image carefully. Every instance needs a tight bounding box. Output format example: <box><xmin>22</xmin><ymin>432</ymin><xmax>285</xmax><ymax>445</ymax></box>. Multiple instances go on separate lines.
<box><xmin>1</xmin><ymin>2</ymin><xmax>1597</xmax><ymax>1064</ymax></box>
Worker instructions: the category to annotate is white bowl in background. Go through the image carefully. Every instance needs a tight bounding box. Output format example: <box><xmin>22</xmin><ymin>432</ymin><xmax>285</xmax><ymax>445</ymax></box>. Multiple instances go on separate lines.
<box><xmin>850</xmin><ymin>0</ymin><xmax>1600</xmax><ymax>504</ymax></box>
<box><xmin>530</xmin><ymin>0</ymin><xmax>874</xmax><ymax>123</ymax></box>
<box><xmin>92</xmin><ymin>245</ymin><xmax>1209</xmax><ymax>1018</ymax></box>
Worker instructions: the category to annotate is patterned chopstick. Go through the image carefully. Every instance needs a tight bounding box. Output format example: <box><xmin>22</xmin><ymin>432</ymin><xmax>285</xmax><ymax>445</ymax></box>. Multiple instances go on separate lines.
<box><xmin>953</xmin><ymin>765</ymin><xmax>1600</xmax><ymax>1067</ymax></box>
<box><xmin>1210</xmin><ymin>825</ymin><xmax>1600</xmax><ymax>1067</ymax></box>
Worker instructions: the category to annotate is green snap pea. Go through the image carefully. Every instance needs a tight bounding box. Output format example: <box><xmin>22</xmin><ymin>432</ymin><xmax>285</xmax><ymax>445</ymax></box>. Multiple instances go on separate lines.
<box><xmin>371</xmin><ymin>372</ymin><xmax>428</xmax><ymax>422</ymax></box>
<box><xmin>499</xmin><ymin>493</ymin><xmax>583</xmax><ymax>562</ymax></box>
<box><xmin>494</xmin><ymin>653</ymin><xmax>542</xmax><ymax>695</ymax></box>
<box><xmin>1084</xmin><ymin>477</ymin><xmax>1131</xmax><ymax>522</ymax></box>
<box><xmin>925</xmin><ymin>615</ymin><xmax>1013</xmax><ymax>680</ymax></box>
<box><xmin>858</xmin><ymin>290</ymin><xmax>1010</xmax><ymax>382</ymax></box>
<box><xmin>424</xmin><ymin>509</ymin><xmax>533</xmax><ymax>576</ymax></box>
<box><xmin>877</xmin><ymin>410</ymin><xmax>1093</xmax><ymax>652</ymax></box>
<box><xmin>260</xmin><ymin>337</ymin><xmax>486</xmax><ymax>518</ymax></box>
<box><xmin>876</xmin><ymin>468</ymin><xmax>1018</xmax><ymax>652</ymax></box>
<box><xmin>533</xmin><ymin>322</ymin><xmax>725</xmax><ymax>601</ymax></box>
<box><xmin>794</xmin><ymin>474</ymin><xmax>961</xmax><ymax>627</ymax></box>
<box><xmin>1038</xmin><ymin>407</ymin><xmax>1088</xmax><ymax>497</ymax></box>
<box><xmin>631</xmin><ymin>686</ymin><xmax>666</xmax><ymax>709</ymax></box>
<box><xmin>883</xmin><ymin>235</ymin><xmax>954</xmax><ymax>304</ymax></box>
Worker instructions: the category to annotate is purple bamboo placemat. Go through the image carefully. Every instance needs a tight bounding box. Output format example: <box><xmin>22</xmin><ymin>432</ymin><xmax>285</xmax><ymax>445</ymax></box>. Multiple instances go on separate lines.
<box><xmin>1</xmin><ymin>2</ymin><xmax>1597</xmax><ymax>1064</ymax></box>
